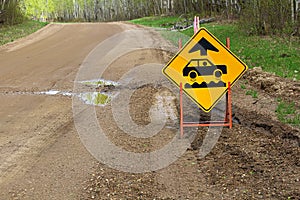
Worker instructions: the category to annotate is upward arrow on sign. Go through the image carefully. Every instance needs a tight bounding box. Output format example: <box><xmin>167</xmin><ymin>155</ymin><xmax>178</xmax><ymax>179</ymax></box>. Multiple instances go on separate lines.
<box><xmin>189</xmin><ymin>37</ymin><xmax>219</xmax><ymax>56</ymax></box>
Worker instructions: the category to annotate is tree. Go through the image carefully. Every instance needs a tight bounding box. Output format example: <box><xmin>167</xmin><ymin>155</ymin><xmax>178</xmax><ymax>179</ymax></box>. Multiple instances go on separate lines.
<box><xmin>15</xmin><ymin>0</ymin><xmax>298</xmax><ymax>36</ymax></box>
<box><xmin>0</xmin><ymin>0</ymin><xmax>25</xmax><ymax>25</ymax></box>
<box><xmin>239</xmin><ymin>0</ymin><xmax>297</xmax><ymax>35</ymax></box>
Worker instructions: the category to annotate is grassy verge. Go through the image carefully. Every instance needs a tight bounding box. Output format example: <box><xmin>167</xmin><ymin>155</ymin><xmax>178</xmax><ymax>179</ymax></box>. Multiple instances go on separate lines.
<box><xmin>0</xmin><ymin>20</ymin><xmax>48</xmax><ymax>46</ymax></box>
<box><xmin>276</xmin><ymin>99</ymin><xmax>300</xmax><ymax>127</ymax></box>
<box><xmin>182</xmin><ymin>24</ymin><xmax>300</xmax><ymax>81</ymax></box>
<box><xmin>130</xmin><ymin>16</ymin><xmax>300</xmax><ymax>81</ymax></box>
<box><xmin>130</xmin><ymin>16</ymin><xmax>180</xmax><ymax>28</ymax></box>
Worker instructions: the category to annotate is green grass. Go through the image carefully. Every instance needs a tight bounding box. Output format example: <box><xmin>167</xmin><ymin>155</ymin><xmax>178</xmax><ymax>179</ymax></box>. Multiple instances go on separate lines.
<box><xmin>0</xmin><ymin>20</ymin><xmax>48</xmax><ymax>46</ymax></box>
<box><xmin>276</xmin><ymin>99</ymin><xmax>300</xmax><ymax>126</ymax></box>
<box><xmin>246</xmin><ymin>89</ymin><xmax>258</xmax><ymax>98</ymax></box>
<box><xmin>240</xmin><ymin>84</ymin><xmax>246</xmax><ymax>90</ymax></box>
<box><xmin>131</xmin><ymin>16</ymin><xmax>300</xmax><ymax>80</ymax></box>
<box><xmin>160</xmin><ymin>30</ymin><xmax>191</xmax><ymax>49</ymax></box>
<box><xmin>131</xmin><ymin>16</ymin><xmax>180</xmax><ymax>28</ymax></box>
<box><xmin>182</xmin><ymin>23</ymin><xmax>300</xmax><ymax>81</ymax></box>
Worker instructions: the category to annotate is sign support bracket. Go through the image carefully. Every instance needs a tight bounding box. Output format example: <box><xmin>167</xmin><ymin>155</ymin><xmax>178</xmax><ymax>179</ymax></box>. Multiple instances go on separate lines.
<box><xmin>180</xmin><ymin>82</ymin><xmax>233</xmax><ymax>137</ymax></box>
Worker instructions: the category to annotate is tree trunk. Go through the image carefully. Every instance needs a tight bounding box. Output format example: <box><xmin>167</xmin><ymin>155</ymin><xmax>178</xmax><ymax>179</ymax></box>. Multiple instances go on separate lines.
<box><xmin>291</xmin><ymin>0</ymin><xmax>295</xmax><ymax>22</ymax></box>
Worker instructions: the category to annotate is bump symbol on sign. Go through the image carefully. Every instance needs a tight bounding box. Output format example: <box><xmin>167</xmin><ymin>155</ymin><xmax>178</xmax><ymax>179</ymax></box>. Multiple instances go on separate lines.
<box><xmin>184</xmin><ymin>37</ymin><xmax>228</xmax><ymax>89</ymax></box>
<box><xmin>182</xmin><ymin>58</ymin><xmax>227</xmax><ymax>89</ymax></box>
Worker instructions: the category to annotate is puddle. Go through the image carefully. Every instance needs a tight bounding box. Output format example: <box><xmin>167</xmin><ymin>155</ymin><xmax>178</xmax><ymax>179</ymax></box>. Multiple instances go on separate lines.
<box><xmin>78</xmin><ymin>92</ymin><xmax>113</xmax><ymax>106</ymax></box>
<box><xmin>35</xmin><ymin>90</ymin><xmax>73</xmax><ymax>96</ymax></box>
<box><xmin>79</xmin><ymin>79</ymin><xmax>119</xmax><ymax>87</ymax></box>
<box><xmin>75</xmin><ymin>79</ymin><xmax>119</xmax><ymax>106</ymax></box>
<box><xmin>1</xmin><ymin>89</ymin><xmax>113</xmax><ymax>106</ymax></box>
<box><xmin>37</xmin><ymin>90</ymin><xmax>113</xmax><ymax>106</ymax></box>
<box><xmin>39</xmin><ymin>90</ymin><xmax>60</xmax><ymax>95</ymax></box>
<box><xmin>1</xmin><ymin>79</ymin><xmax>118</xmax><ymax>106</ymax></box>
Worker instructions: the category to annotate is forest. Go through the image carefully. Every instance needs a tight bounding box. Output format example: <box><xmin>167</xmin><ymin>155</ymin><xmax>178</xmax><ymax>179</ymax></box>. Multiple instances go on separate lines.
<box><xmin>0</xmin><ymin>0</ymin><xmax>299</xmax><ymax>36</ymax></box>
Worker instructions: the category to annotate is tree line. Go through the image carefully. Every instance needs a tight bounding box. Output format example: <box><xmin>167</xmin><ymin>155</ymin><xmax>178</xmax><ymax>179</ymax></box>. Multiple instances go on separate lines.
<box><xmin>0</xmin><ymin>0</ymin><xmax>24</xmax><ymax>24</ymax></box>
<box><xmin>19</xmin><ymin>0</ymin><xmax>245</xmax><ymax>22</ymax></box>
<box><xmin>0</xmin><ymin>0</ymin><xmax>299</xmax><ymax>36</ymax></box>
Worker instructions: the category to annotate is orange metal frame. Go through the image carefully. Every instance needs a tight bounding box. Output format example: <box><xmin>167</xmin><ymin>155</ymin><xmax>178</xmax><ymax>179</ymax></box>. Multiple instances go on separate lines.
<box><xmin>179</xmin><ymin>82</ymin><xmax>233</xmax><ymax>137</ymax></box>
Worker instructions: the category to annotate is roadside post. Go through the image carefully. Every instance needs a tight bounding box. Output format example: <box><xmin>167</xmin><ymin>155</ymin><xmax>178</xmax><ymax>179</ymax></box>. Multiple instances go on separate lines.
<box><xmin>194</xmin><ymin>16</ymin><xmax>200</xmax><ymax>34</ymax></box>
<box><xmin>178</xmin><ymin>38</ymin><xmax>182</xmax><ymax>49</ymax></box>
<box><xmin>163</xmin><ymin>17</ymin><xmax>248</xmax><ymax>137</ymax></box>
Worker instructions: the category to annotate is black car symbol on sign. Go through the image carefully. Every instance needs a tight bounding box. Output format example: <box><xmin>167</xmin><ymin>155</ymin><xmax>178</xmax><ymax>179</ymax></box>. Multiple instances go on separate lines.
<box><xmin>183</xmin><ymin>59</ymin><xmax>227</xmax><ymax>80</ymax></box>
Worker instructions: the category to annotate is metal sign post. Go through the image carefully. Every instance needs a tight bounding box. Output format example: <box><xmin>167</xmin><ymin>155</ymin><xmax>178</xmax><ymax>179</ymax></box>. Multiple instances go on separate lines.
<box><xmin>179</xmin><ymin>38</ymin><xmax>233</xmax><ymax>137</ymax></box>
<box><xmin>180</xmin><ymin>81</ymin><xmax>232</xmax><ymax>137</ymax></box>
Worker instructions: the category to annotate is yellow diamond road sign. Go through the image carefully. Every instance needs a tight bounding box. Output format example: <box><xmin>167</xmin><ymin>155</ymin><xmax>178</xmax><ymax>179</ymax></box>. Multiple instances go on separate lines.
<box><xmin>163</xmin><ymin>27</ymin><xmax>248</xmax><ymax>112</ymax></box>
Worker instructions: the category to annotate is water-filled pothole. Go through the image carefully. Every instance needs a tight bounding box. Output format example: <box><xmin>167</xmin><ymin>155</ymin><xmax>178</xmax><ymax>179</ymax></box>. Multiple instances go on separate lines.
<box><xmin>1</xmin><ymin>79</ymin><xmax>118</xmax><ymax>106</ymax></box>
<box><xmin>78</xmin><ymin>92</ymin><xmax>113</xmax><ymax>106</ymax></box>
<box><xmin>76</xmin><ymin>79</ymin><xmax>119</xmax><ymax>106</ymax></box>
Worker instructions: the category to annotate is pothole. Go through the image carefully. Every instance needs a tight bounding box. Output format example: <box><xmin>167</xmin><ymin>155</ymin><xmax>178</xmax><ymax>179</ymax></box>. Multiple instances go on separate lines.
<box><xmin>78</xmin><ymin>92</ymin><xmax>113</xmax><ymax>106</ymax></box>
<box><xmin>76</xmin><ymin>79</ymin><xmax>119</xmax><ymax>106</ymax></box>
<box><xmin>1</xmin><ymin>79</ymin><xmax>119</xmax><ymax>107</ymax></box>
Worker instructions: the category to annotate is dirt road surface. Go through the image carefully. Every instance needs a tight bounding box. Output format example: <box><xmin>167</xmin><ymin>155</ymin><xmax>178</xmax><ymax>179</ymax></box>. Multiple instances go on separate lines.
<box><xmin>0</xmin><ymin>22</ymin><xmax>299</xmax><ymax>199</ymax></box>
<box><xmin>0</xmin><ymin>23</ymin><xmax>124</xmax><ymax>199</ymax></box>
